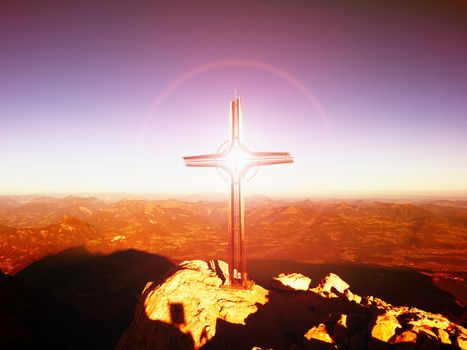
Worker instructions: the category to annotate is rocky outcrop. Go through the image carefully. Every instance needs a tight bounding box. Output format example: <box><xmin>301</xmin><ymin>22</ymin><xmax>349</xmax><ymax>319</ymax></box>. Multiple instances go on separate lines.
<box><xmin>307</xmin><ymin>272</ymin><xmax>362</xmax><ymax>304</ymax></box>
<box><xmin>117</xmin><ymin>260</ymin><xmax>268</xmax><ymax>349</ymax></box>
<box><xmin>270</xmin><ymin>272</ymin><xmax>311</xmax><ymax>291</ymax></box>
<box><xmin>118</xmin><ymin>260</ymin><xmax>467</xmax><ymax>350</ymax></box>
<box><xmin>366</xmin><ymin>303</ymin><xmax>467</xmax><ymax>349</ymax></box>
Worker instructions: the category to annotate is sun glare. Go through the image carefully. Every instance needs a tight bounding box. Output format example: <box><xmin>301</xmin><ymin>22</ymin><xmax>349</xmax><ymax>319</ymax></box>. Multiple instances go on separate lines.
<box><xmin>220</xmin><ymin>141</ymin><xmax>252</xmax><ymax>177</ymax></box>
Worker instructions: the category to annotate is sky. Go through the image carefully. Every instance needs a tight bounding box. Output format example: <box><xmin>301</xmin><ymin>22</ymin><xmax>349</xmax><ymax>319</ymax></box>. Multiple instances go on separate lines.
<box><xmin>1</xmin><ymin>0</ymin><xmax>466</xmax><ymax>198</ymax></box>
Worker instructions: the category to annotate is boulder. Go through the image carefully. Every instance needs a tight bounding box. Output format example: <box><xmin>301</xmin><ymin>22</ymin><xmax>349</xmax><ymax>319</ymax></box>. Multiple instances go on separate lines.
<box><xmin>370</xmin><ymin>311</ymin><xmax>401</xmax><ymax>342</ymax></box>
<box><xmin>436</xmin><ymin>328</ymin><xmax>451</xmax><ymax>345</ymax></box>
<box><xmin>457</xmin><ymin>335</ymin><xmax>467</xmax><ymax>349</ymax></box>
<box><xmin>344</xmin><ymin>289</ymin><xmax>362</xmax><ymax>304</ymax></box>
<box><xmin>270</xmin><ymin>273</ymin><xmax>311</xmax><ymax>292</ymax></box>
<box><xmin>304</xmin><ymin>323</ymin><xmax>333</xmax><ymax>343</ymax></box>
<box><xmin>311</xmin><ymin>273</ymin><xmax>351</xmax><ymax>298</ymax></box>
<box><xmin>393</xmin><ymin>330</ymin><xmax>417</xmax><ymax>343</ymax></box>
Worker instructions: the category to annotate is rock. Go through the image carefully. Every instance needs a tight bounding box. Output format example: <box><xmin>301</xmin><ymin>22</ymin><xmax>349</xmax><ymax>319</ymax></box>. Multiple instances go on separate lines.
<box><xmin>337</xmin><ymin>313</ymin><xmax>348</xmax><ymax>328</ymax></box>
<box><xmin>457</xmin><ymin>334</ymin><xmax>467</xmax><ymax>350</ymax></box>
<box><xmin>117</xmin><ymin>261</ymin><xmax>467</xmax><ymax>350</ymax></box>
<box><xmin>270</xmin><ymin>273</ymin><xmax>311</xmax><ymax>292</ymax></box>
<box><xmin>311</xmin><ymin>273</ymin><xmax>350</xmax><ymax>298</ymax></box>
<box><xmin>436</xmin><ymin>328</ymin><xmax>451</xmax><ymax>345</ymax></box>
<box><xmin>393</xmin><ymin>330</ymin><xmax>417</xmax><ymax>343</ymax></box>
<box><xmin>367</xmin><ymin>304</ymin><xmax>467</xmax><ymax>350</ymax></box>
<box><xmin>332</xmin><ymin>314</ymin><xmax>348</xmax><ymax>341</ymax></box>
<box><xmin>362</xmin><ymin>295</ymin><xmax>390</xmax><ymax>309</ymax></box>
<box><xmin>370</xmin><ymin>311</ymin><xmax>401</xmax><ymax>342</ymax></box>
<box><xmin>407</xmin><ymin>310</ymin><xmax>450</xmax><ymax>330</ymax></box>
<box><xmin>304</xmin><ymin>323</ymin><xmax>333</xmax><ymax>343</ymax></box>
<box><xmin>320</xmin><ymin>273</ymin><xmax>350</xmax><ymax>294</ymax></box>
<box><xmin>344</xmin><ymin>289</ymin><xmax>362</xmax><ymax>304</ymax></box>
<box><xmin>117</xmin><ymin>260</ymin><xmax>268</xmax><ymax>349</ymax></box>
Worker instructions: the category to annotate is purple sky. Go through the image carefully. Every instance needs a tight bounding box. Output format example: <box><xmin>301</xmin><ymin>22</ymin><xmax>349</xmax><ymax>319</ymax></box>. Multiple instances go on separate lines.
<box><xmin>1</xmin><ymin>0</ymin><xmax>466</xmax><ymax>197</ymax></box>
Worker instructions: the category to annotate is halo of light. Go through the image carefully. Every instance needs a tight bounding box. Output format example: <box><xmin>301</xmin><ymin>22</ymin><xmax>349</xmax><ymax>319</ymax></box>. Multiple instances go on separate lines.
<box><xmin>215</xmin><ymin>139</ymin><xmax>260</xmax><ymax>183</ymax></box>
<box><xmin>138</xmin><ymin>59</ymin><xmax>335</xmax><ymax>155</ymax></box>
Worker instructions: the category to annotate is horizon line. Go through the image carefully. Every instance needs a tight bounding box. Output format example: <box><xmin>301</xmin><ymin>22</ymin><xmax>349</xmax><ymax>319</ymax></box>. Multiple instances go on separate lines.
<box><xmin>1</xmin><ymin>191</ymin><xmax>467</xmax><ymax>202</ymax></box>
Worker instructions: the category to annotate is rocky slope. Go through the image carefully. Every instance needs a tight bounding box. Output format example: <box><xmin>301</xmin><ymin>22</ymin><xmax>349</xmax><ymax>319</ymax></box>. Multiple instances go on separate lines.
<box><xmin>118</xmin><ymin>260</ymin><xmax>467</xmax><ymax>350</ymax></box>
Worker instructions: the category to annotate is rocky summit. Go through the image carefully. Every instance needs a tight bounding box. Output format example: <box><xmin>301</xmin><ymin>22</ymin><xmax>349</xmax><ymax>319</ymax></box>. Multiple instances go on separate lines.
<box><xmin>118</xmin><ymin>260</ymin><xmax>466</xmax><ymax>350</ymax></box>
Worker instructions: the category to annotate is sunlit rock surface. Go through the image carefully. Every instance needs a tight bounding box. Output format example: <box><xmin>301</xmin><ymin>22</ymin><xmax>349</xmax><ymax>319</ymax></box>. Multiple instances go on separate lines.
<box><xmin>270</xmin><ymin>272</ymin><xmax>311</xmax><ymax>292</ymax></box>
<box><xmin>117</xmin><ymin>260</ymin><xmax>268</xmax><ymax>349</ymax></box>
<box><xmin>311</xmin><ymin>272</ymin><xmax>350</xmax><ymax>297</ymax></box>
<box><xmin>304</xmin><ymin>323</ymin><xmax>333</xmax><ymax>343</ymax></box>
<box><xmin>118</xmin><ymin>260</ymin><xmax>467</xmax><ymax>350</ymax></box>
<box><xmin>370</xmin><ymin>311</ymin><xmax>401</xmax><ymax>342</ymax></box>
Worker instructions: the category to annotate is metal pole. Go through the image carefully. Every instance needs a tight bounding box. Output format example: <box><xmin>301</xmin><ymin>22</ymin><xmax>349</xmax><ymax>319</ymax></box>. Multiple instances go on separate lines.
<box><xmin>238</xmin><ymin>175</ymin><xmax>247</xmax><ymax>287</ymax></box>
<box><xmin>229</xmin><ymin>176</ymin><xmax>235</xmax><ymax>286</ymax></box>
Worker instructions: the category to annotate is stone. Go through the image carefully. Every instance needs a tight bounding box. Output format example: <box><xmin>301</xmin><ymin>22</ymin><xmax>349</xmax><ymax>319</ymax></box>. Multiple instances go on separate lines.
<box><xmin>457</xmin><ymin>335</ymin><xmax>467</xmax><ymax>350</ymax></box>
<box><xmin>311</xmin><ymin>273</ymin><xmax>350</xmax><ymax>298</ymax></box>
<box><xmin>270</xmin><ymin>272</ymin><xmax>311</xmax><ymax>292</ymax></box>
<box><xmin>332</xmin><ymin>314</ymin><xmax>348</xmax><ymax>341</ymax></box>
<box><xmin>408</xmin><ymin>311</ymin><xmax>450</xmax><ymax>330</ymax></box>
<box><xmin>337</xmin><ymin>313</ymin><xmax>348</xmax><ymax>328</ymax></box>
<box><xmin>344</xmin><ymin>289</ymin><xmax>362</xmax><ymax>304</ymax></box>
<box><xmin>304</xmin><ymin>323</ymin><xmax>333</xmax><ymax>343</ymax></box>
<box><xmin>436</xmin><ymin>328</ymin><xmax>451</xmax><ymax>345</ymax></box>
<box><xmin>370</xmin><ymin>312</ymin><xmax>401</xmax><ymax>342</ymax></box>
<box><xmin>393</xmin><ymin>330</ymin><xmax>418</xmax><ymax>343</ymax></box>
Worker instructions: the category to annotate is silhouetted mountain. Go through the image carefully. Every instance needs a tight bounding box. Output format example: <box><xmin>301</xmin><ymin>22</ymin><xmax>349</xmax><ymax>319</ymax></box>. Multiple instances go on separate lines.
<box><xmin>0</xmin><ymin>271</ymin><xmax>93</xmax><ymax>349</ymax></box>
<box><xmin>16</xmin><ymin>248</ymin><xmax>175</xmax><ymax>349</ymax></box>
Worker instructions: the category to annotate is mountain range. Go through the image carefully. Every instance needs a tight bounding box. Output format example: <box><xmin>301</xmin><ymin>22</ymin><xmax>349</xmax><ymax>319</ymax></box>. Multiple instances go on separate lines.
<box><xmin>0</xmin><ymin>195</ymin><xmax>465</xmax><ymax>348</ymax></box>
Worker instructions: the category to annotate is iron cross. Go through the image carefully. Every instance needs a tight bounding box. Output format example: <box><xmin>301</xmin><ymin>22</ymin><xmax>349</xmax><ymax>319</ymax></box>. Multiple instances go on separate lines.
<box><xmin>183</xmin><ymin>95</ymin><xmax>293</xmax><ymax>288</ymax></box>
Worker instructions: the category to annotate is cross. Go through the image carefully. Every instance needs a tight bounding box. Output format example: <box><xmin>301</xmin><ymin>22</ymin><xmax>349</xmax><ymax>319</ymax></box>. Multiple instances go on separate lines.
<box><xmin>183</xmin><ymin>95</ymin><xmax>293</xmax><ymax>288</ymax></box>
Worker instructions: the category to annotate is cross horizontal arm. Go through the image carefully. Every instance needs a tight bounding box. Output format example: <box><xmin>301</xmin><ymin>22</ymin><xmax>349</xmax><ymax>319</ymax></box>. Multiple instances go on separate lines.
<box><xmin>183</xmin><ymin>153</ymin><xmax>222</xmax><ymax>162</ymax></box>
<box><xmin>249</xmin><ymin>151</ymin><xmax>293</xmax><ymax>160</ymax></box>
<box><xmin>183</xmin><ymin>153</ymin><xmax>227</xmax><ymax>169</ymax></box>
<box><xmin>247</xmin><ymin>157</ymin><xmax>294</xmax><ymax>167</ymax></box>
<box><xmin>184</xmin><ymin>161</ymin><xmax>220</xmax><ymax>168</ymax></box>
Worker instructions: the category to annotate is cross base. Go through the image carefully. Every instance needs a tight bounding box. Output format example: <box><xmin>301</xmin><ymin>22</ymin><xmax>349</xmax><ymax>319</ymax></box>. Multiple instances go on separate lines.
<box><xmin>222</xmin><ymin>279</ymin><xmax>255</xmax><ymax>290</ymax></box>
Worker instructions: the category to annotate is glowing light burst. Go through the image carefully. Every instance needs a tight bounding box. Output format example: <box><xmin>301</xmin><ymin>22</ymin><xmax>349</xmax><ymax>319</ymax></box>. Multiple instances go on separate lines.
<box><xmin>222</xmin><ymin>141</ymin><xmax>251</xmax><ymax>177</ymax></box>
<box><xmin>183</xmin><ymin>95</ymin><xmax>293</xmax><ymax>288</ymax></box>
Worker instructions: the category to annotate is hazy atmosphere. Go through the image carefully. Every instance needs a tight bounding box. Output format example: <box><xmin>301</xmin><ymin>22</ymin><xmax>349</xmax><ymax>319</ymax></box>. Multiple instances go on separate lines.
<box><xmin>1</xmin><ymin>0</ymin><xmax>466</xmax><ymax>197</ymax></box>
<box><xmin>1</xmin><ymin>2</ymin><xmax>467</xmax><ymax>349</ymax></box>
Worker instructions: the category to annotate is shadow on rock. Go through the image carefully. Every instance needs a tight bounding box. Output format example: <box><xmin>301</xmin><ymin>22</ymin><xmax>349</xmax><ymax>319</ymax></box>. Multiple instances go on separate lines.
<box><xmin>248</xmin><ymin>259</ymin><xmax>464</xmax><ymax>322</ymax></box>
<box><xmin>202</xmin><ymin>289</ymin><xmax>368</xmax><ymax>349</ymax></box>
